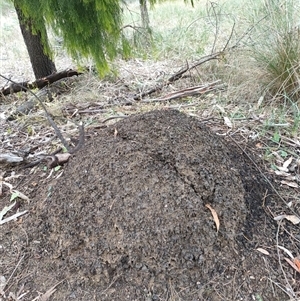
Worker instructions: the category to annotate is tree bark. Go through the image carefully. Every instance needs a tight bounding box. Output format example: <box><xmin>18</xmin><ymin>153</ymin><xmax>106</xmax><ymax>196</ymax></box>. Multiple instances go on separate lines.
<box><xmin>15</xmin><ymin>7</ymin><xmax>57</xmax><ymax>79</ymax></box>
<box><xmin>139</xmin><ymin>0</ymin><xmax>150</xmax><ymax>30</ymax></box>
<box><xmin>138</xmin><ymin>0</ymin><xmax>152</xmax><ymax>46</ymax></box>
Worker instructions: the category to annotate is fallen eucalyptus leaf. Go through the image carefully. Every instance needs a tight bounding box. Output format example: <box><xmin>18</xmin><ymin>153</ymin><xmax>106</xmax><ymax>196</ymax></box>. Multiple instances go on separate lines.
<box><xmin>284</xmin><ymin>215</ymin><xmax>300</xmax><ymax>225</ymax></box>
<box><xmin>0</xmin><ymin>210</ymin><xmax>28</xmax><ymax>225</ymax></box>
<box><xmin>0</xmin><ymin>275</ymin><xmax>6</xmax><ymax>292</ymax></box>
<box><xmin>284</xmin><ymin>257</ymin><xmax>300</xmax><ymax>273</ymax></box>
<box><xmin>224</xmin><ymin>116</ymin><xmax>232</xmax><ymax>128</ymax></box>
<box><xmin>11</xmin><ymin>190</ymin><xmax>29</xmax><ymax>202</ymax></box>
<box><xmin>256</xmin><ymin>248</ymin><xmax>270</xmax><ymax>255</ymax></box>
<box><xmin>0</xmin><ymin>202</ymin><xmax>16</xmax><ymax>221</ymax></box>
<box><xmin>205</xmin><ymin>204</ymin><xmax>220</xmax><ymax>232</ymax></box>
<box><xmin>278</xmin><ymin>245</ymin><xmax>294</xmax><ymax>259</ymax></box>
<box><xmin>283</xmin><ymin>157</ymin><xmax>293</xmax><ymax>169</ymax></box>
<box><xmin>281</xmin><ymin>180</ymin><xmax>299</xmax><ymax>188</ymax></box>
<box><xmin>274</xmin><ymin>170</ymin><xmax>290</xmax><ymax>177</ymax></box>
<box><xmin>273</xmin><ymin>214</ymin><xmax>300</xmax><ymax>224</ymax></box>
<box><xmin>276</xmin><ymin>165</ymin><xmax>289</xmax><ymax>173</ymax></box>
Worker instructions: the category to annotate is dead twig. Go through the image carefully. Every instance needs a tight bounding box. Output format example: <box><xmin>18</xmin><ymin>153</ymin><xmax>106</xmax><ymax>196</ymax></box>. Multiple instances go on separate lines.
<box><xmin>142</xmin><ymin>81</ymin><xmax>225</xmax><ymax>103</ymax></box>
<box><xmin>0</xmin><ymin>211</ymin><xmax>28</xmax><ymax>225</ymax></box>
<box><xmin>133</xmin><ymin>52</ymin><xmax>222</xmax><ymax>100</ymax></box>
<box><xmin>4</xmin><ymin>254</ymin><xmax>25</xmax><ymax>290</ymax></box>
<box><xmin>0</xmin><ymin>74</ymin><xmax>84</xmax><ymax>155</ymax></box>
<box><xmin>207</xmin><ymin>1</ymin><xmax>220</xmax><ymax>54</ymax></box>
<box><xmin>275</xmin><ymin>220</ymin><xmax>295</xmax><ymax>299</ymax></box>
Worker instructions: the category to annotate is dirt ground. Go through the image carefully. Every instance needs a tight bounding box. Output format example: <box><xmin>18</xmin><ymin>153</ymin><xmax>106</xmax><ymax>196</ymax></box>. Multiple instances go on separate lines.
<box><xmin>1</xmin><ymin>109</ymin><xmax>299</xmax><ymax>301</ymax></box>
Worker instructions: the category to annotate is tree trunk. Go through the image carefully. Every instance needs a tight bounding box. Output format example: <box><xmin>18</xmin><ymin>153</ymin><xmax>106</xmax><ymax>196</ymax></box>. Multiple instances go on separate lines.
<box><xmin>139</xmin><ymin>0</ymin><xmax>150</xmax><ymax>30</ymax></box>
<box><xmin>139</xmin><ymin>0</ymin><xmax>152</xmax><ymax>46</ymax></box>
<box><xmin>15</xmin><ymin>7</ymin><xmax>57</xmax><ymax>79</ymax></box>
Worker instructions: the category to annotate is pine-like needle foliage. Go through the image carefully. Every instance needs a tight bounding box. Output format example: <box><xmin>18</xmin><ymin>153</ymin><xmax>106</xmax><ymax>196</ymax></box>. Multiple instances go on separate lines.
<box><xmin>13</xmin><ymin>0</ymin><xmax>124</xmax><ymax>76</ymax></box>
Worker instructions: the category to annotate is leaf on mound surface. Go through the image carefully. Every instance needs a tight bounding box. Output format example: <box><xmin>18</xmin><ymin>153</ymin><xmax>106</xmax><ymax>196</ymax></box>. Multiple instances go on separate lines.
<box><xmin>280</xmin><ymin>180</ymin><xmax>299</xmax><ymax>188</ymax></box>
<box><xmin>205</xmin><ymin>204</ymin><xmax>220</xmax><ymax>232</ymax></box>
<box><xmin>274</xmin><ymin>214</ymin><xmax>300</xmax><ymax>225</ymax></box>
<box><xmin>0</xmin><ymin>202</ymin><xmax>16</xmax><ymax>221</ymax></box>
<box><xmin>256</xmin><ymin>248</ymin><xmax>270</xmax><ymax>255</ymax></box>
<box><xmin>284</xmin><ymin>257</ymin><xmax>300</xmax><ymax>273</ymax></box>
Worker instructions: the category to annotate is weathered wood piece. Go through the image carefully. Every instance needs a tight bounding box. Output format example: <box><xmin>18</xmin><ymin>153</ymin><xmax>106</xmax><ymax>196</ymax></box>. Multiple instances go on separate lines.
<box><xmin>0</xmin><ymin>69</ymin><xmax>83</xmax><ymax>97</ymax></box>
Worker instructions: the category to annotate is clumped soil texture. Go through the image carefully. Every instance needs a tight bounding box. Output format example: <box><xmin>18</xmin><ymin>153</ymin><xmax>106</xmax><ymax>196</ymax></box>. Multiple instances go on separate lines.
<box><xmin>1</xmin><ymin>110</ymin><xmax>292</xmax><ymax>300</ymax></box>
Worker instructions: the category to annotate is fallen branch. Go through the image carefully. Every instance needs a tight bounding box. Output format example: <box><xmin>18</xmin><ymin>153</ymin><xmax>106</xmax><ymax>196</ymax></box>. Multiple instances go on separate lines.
<box><xmin>133</xmin><ymin>52</ymin><xmax>224</xmax><ymax>100</ymax></box>
<box><xmin>0</xmin><ymin>69</ymin><xmax>83</xmax><ymax>97</ymax></box>
<box><xmin>141</xmin><ymin>80</ymin><xmax>225</xmax><ymax>103</ymax></box>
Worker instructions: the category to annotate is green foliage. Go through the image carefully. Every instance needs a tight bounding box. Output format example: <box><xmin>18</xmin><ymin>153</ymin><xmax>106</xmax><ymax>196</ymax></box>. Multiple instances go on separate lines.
<box><xmin>250</xmin><ymin>0</ymin><xmax>300</xmax><ymax>100</ymax></box>
<box><xmin>12</xmin><ymin>0</ymin><xmax>123</xmax><ymax>76</ymax></box>
<box><xmin>10</xmin><ymin>192</ymin><xmax>19</xmax><ymax>202</ymax></box>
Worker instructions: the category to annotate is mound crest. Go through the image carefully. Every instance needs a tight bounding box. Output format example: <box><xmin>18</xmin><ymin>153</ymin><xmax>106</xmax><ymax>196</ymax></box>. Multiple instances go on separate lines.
<box><xmin>29</xmin><ymin>110</ymin><xmax>277</xmax><ymax>300</ymax></box>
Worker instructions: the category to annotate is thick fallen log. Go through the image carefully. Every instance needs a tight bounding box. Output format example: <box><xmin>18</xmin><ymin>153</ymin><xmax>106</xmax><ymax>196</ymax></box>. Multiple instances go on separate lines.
<box><xmin>0</xmin><ymin>69</ymin><xmax>83</xmax><ymax>97</ymax></box>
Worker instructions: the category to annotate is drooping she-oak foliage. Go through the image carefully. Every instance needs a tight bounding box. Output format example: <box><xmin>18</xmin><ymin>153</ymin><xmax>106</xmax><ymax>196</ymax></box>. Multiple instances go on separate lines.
<box><xmin>13</xmin><ymin>0</ymin><xmax>124</xmax><ymax>76</ymax></box>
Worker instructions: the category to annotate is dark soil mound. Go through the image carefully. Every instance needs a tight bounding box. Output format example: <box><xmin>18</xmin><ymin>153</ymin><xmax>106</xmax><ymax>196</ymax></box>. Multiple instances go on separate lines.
<box><xmin>14</xmin><ymin>110</ymin><xmax>285</xmax><ymax>300</ymax></box>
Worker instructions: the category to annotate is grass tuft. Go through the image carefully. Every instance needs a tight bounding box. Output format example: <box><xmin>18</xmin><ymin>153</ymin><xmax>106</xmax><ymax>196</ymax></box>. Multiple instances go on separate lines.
<box><xmin>250</xmin><ymin>0</ymin><xmax>300</xmax><ymax>100</ymax></box>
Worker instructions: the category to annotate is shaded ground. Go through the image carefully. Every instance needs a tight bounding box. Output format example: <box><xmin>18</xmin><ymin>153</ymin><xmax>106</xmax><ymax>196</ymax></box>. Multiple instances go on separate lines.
<box><xmin>1</xmin><ymin>109</ymin><xmax>298</xmax><ymax>300</ymax></box>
